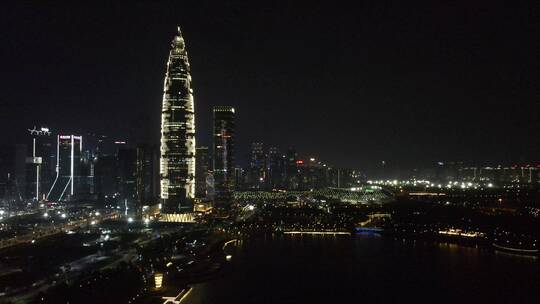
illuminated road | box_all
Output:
[0,211,119,249]
[283,231,351,235]
[162,288,192,304]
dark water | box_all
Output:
[184,235,540,303]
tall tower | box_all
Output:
[159,27,196,213]
[46,135,82,201]
[26,126,53,202]
[213,106,235,209]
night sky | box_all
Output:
[1,1,538,170]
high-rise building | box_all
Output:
[195,146,210,198]
[234,167,246,190]
[14,144,27,201]
[249,142,266,189]
[46,135,82,201]
[94,152,117,204]
[267,147,284,189]
[78,148,97,199]
[205,172,215,200]
[159,27,196,213]
[0,145,16,202]
[213,106,235,208]
[136,144,159,210]
[92,140,139,206]
[296,157,327,190]
[117,147,137,206]
[24,126,54,202]
[285,148,298,190]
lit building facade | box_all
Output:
[213,106,235,208]
[46,135,82,201]
[159,27,196,213]
[25,126,54,201]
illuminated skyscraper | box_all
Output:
[159,27,196,213]
[46,135,82,201]
[213,106,235,208]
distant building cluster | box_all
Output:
[0,128,160,215]
[195,142,363,198]
[236,144,361,191]
[378,161,540,187]
[437,163,540,185]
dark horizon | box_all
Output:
[1,1,538,170]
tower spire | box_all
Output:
[172,26,185,50]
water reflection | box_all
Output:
[180,235,540,304]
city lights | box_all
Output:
[154,273,163,289]
[438,229,485,238]
[0,6,538,304]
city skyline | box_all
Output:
[1,1,538,170]
[1,3,539,303]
